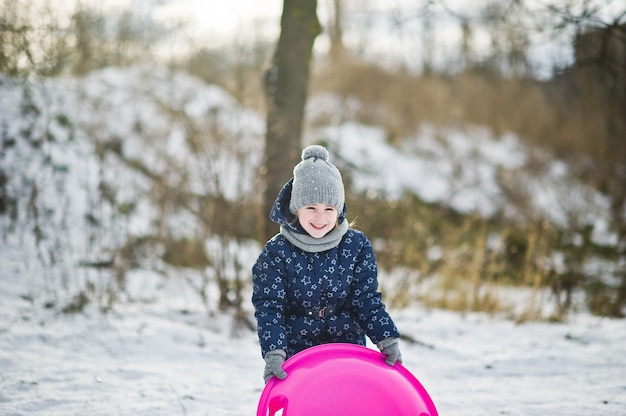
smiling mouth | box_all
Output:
[310,223,327,230]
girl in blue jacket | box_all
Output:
[252,145,402,383]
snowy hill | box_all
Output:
[1,67,625,415]
[1,65,622,313]
[305,93,615,237]
[1,66,264,307]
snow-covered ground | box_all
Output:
[2,251,625,416]
[1,67,624,415]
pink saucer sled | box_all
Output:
[256,343,438,416]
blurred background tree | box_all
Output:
[0,0,171,77]
[261,0,321,241]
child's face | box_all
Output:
[296,204,339,238]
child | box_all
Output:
[252,145,402,383]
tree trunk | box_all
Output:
[329,0,345,66]
[261,0,320,242]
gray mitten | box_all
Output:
[263,349,288,383]
[377,337,402,366]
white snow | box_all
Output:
[1,67,625,415]
[2,260,625,415]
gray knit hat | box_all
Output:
[289,145,345,214]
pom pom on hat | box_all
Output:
[289,145,345,214]
[302,145,329,161]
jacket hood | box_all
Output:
[270,178,347,234]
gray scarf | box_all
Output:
[280,220,349,253]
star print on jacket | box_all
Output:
[252,228,400,358]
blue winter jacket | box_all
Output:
[252,179,400,358]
